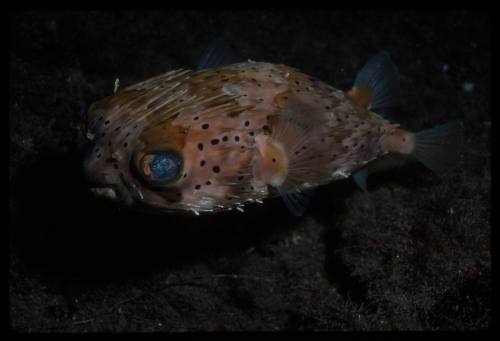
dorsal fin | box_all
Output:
[197,38,237,70]
[348,51,400,111]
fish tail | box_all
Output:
[412,121,463,176]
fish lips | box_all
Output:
[83,157,135,206]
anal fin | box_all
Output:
[352,169,369,192]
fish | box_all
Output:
[83,40,462,216]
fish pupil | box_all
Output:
[150,152,180,181]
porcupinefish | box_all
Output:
[83,41,462,216]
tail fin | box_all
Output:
[412,121,463,176]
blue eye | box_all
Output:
[147,151,182,183]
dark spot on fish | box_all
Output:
[193,116,199,121]
[240,145,245,149]
[251,78,257,82]
[284,96,289,100]
[320,138,325,143]
[94,148,100,153]
[325,106,331,110]
[257,83,262,87]
[114,126,121,131]
[244,120,250,127]
[295,151,299,155]
[211,139,220,145]
[262,125,270,133]
[250,186,254,190]
[104,120,110,125]
[98,116,104,121]
[126,132,131,137]
[257,98,264,102]
[133,124,138,129]
[238,176,244,181]
[202,123,210,129]
[302,145,307,150]
[212,166,220,173]
[296,89,301,92]
[222,135,228,142]
[360,144,365,148]
[206,181,211,185]
[183,173,187,178]
[97,153,102,159]
[272,158,276,163]
[195,184,201,190]
[249,131,254,136]
[243,94,248,97]
[234,136,240,142]
[113,163,119,169]
[200,160,206,167]
[295,81,300,85]
[123,142,128,148]
[402,138,406,142]
[268,74,272,77]
[198,143,204,151]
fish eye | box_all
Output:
[140,151,183,186]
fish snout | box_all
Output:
[83,151,124,203]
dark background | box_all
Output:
[9,10,491,331]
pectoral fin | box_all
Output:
[278,186,314,217]
[197,38,237,70]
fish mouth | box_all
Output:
[89,186,118,200]
[87,178,135,206]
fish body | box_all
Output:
[84,51,461,216]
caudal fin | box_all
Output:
[412,121,463,176]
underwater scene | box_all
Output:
[9,11,490,331]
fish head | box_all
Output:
[83,68,264,214]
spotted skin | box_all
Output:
[84,61,399,214]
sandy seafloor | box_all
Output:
[9,11,491,331]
